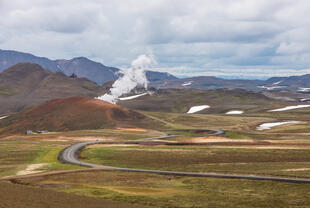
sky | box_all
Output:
[1,0,310,79]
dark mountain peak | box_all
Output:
[265,77,287,83]
[58,56,104,66]
[145,70,178,82]
[55,57,119,85]
[71,56,93,62]
[69,57,110,68]
[1,49,178,85]
[0,49,62,73]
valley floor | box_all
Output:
[2,110,310,207]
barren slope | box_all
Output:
[0,97,165,135]
[0,63,106,114]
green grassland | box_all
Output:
[17,170,310,208]
[3,105,310,207]
[119,88,288,114]
[0,129,166,178]
[42,128,165,140]
[142,111,274,131]
[142,110,310,141]
[0,88,15,95]
[0,138,83,178]
[0,180,146,208]
[81,145,310,178]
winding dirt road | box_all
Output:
[59,129,310,183]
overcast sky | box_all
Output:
[1,0,310,79]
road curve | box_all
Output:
[59,130,310,184]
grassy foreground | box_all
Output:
[81,145,310,178]
[0,138,84,178]
[18,170,310,208]
[2,108,310,208]
[0,181,146,208]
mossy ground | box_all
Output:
[3,108,310,207]
[19,171,310,208]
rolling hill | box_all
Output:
[0,63,106,114]
[149,76,264,91]
[0,62,302,115]
[150,74,310,91]
[118,88,289,114]
[265,74,310,88]
[0,97,165,135]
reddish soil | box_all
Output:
[0,97,161,135]
[183,136,254,143]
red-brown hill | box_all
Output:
[0,97,164,135]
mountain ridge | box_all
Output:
[150,74,310,91]
[2,49,310,91]
[0,49,62,73]
[0,49,177,85]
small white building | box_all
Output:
[26,130,33,135]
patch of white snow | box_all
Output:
[257,121,300,131]
[119,93,148,101]
[226,110,244,115]
[269,105,310,112]
[182,81,193,86]
[300,98,310,102]
[298,88,310,92]
[257,86,285,90]
[187,105,210,114]
[273,81,283,85]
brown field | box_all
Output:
[14,170,310,208]
[0,181,146,208]
[2,107,310,208]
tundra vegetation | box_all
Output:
[2,107,310,208]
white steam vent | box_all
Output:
[97,54,156,104]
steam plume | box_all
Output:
[97,54,156,104]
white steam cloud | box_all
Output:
[97,54,156,104]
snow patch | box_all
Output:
[187,105,210,114]
[269,105,310,112]
[298,88,310,92]
[273,81,283,85]
[182,81,193,86]
[0,116,8,120]
[257,121,301,131]
[257,86,285,90]
[119,92,148,101]
[300,98,310,102]
[226,110,244,115]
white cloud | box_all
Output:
[1,0,310,78]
